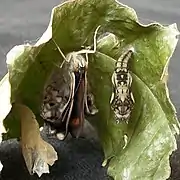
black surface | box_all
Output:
[0,0,180,179]
[0,132,110,180]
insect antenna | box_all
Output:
[52,38,68,68]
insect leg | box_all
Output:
[55,72,76,140]
[75,25,101,56]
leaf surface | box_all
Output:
[0,0,179,179]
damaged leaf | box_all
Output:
[16,104,57,177]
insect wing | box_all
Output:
[58,72,75,139]
[69,69,86,138]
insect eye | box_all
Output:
[49,102,55,107]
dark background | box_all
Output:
[0,0,179,179]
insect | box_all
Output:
[41,26,100,139]
[110,46,135,123]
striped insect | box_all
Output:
[41,26,100,139]
[110,46,135,123]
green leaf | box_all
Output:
[88,26,180,179]
[0,0,179,179]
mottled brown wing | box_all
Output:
[43,72,75,139]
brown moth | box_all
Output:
[110,46,135,123]
[41,26,100,139]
